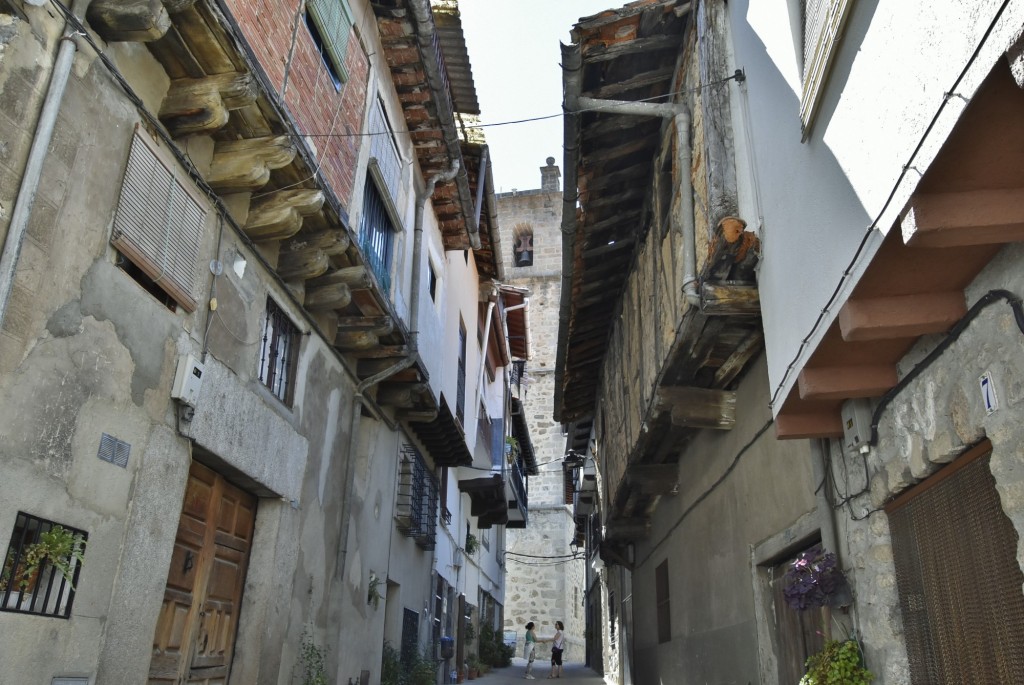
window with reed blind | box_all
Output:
[305,0,354,89]
[799,0,853,139]
[368,95,403,205]
[111,129,207,312]
[886,441,1024,684]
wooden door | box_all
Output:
[150,461,256,685]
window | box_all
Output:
[481,526,490,551]
[359,177,397,295]
[368,95,402,203]
[608,590,617,650]
[456,320,467,425]
[655,560,671,643]
[258,298,300,404]
[799,0,853,139]
[440,468,451,526]
[401,608,420,666]
[428,262,438,302]
[887,442,1024,684]
[1,512,87,618]
[304,0,354,90]
[512,223,533,267]
[112,129,207,312]
[396,443,438,550]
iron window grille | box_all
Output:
[396,444,438,550]
[1,512,87,619]
[258,297,300,404]
[359,177,396,295]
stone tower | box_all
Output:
[498,159,585,663]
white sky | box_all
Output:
[459,0,614,193]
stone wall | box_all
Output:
[497,163,585,663]
[834,242,1024,684]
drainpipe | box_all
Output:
[411,160,461,351]
[674,111,699,306]
[472,291,497,440]
[407,0,479,250]
[336,158,461,605]
[0,0,93,328]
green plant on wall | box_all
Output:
[800,639,873,685]
[299,628,328,685]
[465,532,479,556]
[367,572,383,609]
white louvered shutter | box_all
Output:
[307,0,354,82]
[111,130,206,311]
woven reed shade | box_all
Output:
[887,442,1024,684]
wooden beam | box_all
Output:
[308,266,373,292]
[348,345,410,359]
[901,189,1024,247]
[335,331,379,350]
[713,331,763,388]
[775,412,843,440]
[338,316,394,335]
[657,386,736,430]
[582,34,682,63]
[208,136,296,192]
[625,464,679,495]
[700,282,760,316]
[283,230,350,256]
[244,189,325,242]
[277,248,328,281]
[603,517,651,542]
[87,0,171,42]
[839,292,966,342]
[160,73,257,136]
[376,382,429,408]
[798,365,897,401]
[303,281,352,311]
[585,65,676,99]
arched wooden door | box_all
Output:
[149,461,257,684]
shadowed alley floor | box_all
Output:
[462,658,606,684]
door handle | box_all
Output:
[183,550,194,574]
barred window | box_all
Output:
[258,298,300,405]
[1,512,87,619]
[396,444,438,550]
[359,178,397,295]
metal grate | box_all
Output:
[359,177,395,295]
[258,298,299,404]
[395,444,437,550]
[1,512,87,619]
[888,444,1024,684]
[112,130,205,312]
[97,433,130,468]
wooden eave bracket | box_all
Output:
[625,464,679,495]
[87,0,174,42]
[209,136,297,192]
[839,292,966,342]
[798,365,897,401]
[160,73,258,137]
[244,189,325,242]
[901,189,1024,248]
[775,411,844,440]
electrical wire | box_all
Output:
[767,0,1014,412]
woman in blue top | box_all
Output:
[523,622,538,679]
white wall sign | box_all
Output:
[979,371,999,415]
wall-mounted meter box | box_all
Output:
[841,398,872,451]
[171,354,205,407]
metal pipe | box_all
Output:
[411,159,461,351]
[674,111,699,305]
[0,0,92,328]
[576,96,683,119]
[407,0,479,249]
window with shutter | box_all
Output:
[306,0,354,89]
[369,96,403,204]
[111,129,207,312]
[799,0,853,139]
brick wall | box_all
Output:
[223,0,368,211]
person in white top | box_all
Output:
[547,621,565,679]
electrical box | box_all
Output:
[841,398,872,451]
[171,354,205,407]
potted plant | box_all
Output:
[783,546,849,611]
[367,572,383,609]
[10,525,86,592]
[800,639,873,685]
[467,653,480,680]
[465,532,479,556]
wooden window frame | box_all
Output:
[799,0,854,140]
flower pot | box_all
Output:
[467,669,477,680]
